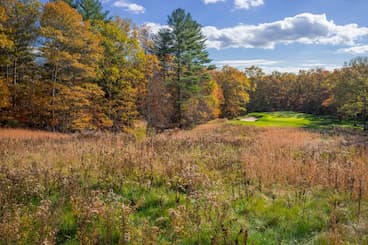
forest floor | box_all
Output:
[1,116,368,244]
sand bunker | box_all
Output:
[241,117,258,122]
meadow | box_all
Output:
[0,117,368,244]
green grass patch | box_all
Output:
[231,111,360,129]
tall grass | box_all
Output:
[0,123,367,244]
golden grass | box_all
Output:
[242,127,368,197]
[0,123,367,244]
[0,128,70,139]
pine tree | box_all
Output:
[155,8,211,127]
[77,0,110,21]
[60,0,110,22]
[154,28,173,81]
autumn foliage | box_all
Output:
[0,0,367,132]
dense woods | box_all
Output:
[246,58,368,130]
[0,0,367,131]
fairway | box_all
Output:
[232,111,358,129]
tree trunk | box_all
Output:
[363,95,368,131]
[51,65,58,132]
[177,52,182,128]
[12,57,17,110]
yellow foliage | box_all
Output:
[214,66,251,118]
[0,79,10,108]
[41,1,102,81]
[0,6,12,48]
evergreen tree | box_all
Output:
[155,8,211,127]
[60,0,110,22]
[154,28,173,80]
[77,0,110,22]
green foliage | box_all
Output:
[94,19,145,130]
[60,0,110,21]
[154,8,213,128]
[333,57,368,130]
[77,0,110,21]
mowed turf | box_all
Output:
[232,111,359,129]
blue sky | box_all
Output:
[102,0,368,73]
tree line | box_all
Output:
[246,58,368,130]
[0,0,367,131]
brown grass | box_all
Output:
[242,127,368,197]
[0,128,70,139]
[0,123,367,244]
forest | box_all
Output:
[1,0,368,244]
[0,0,367,132]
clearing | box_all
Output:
[233,111,360,129]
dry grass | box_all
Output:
[0,128,69,140]
[242,128,368,197]
[0,123,367,244]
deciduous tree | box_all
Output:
[94,19,145,130]
[40,1,103,130]
[214,66,251,118]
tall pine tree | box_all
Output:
[77,0,109,22]
[155,8,211,128]
[61,0,110,22]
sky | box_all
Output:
[102,0,368,73]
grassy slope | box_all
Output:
[231,111,360,129]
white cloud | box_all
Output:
[212,59,340,73]
[261,64,339,74]
[202,13,368,49]
[142,22,169,34]
[113,0,145,14]
[234,0,263,9]
[143,13,368,52]
[213,59,279,66]
[338,45,368,54]
[204,0,225,4]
